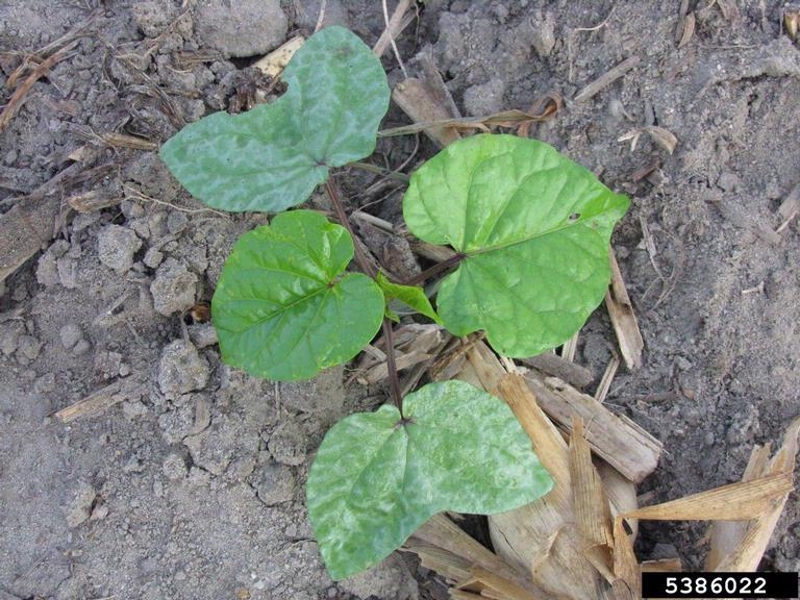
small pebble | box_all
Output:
[59,323,83,350]
[34,373,56,394]
[18,335,42,360]
[162,453,187,480]
[72,339,92,356]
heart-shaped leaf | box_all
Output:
[212,210,384,380]
[403,134,630,357]
[160,26,390,212]
[307,379,553,580]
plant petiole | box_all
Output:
[324,178,404,415]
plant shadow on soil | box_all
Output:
[1,1,799,599]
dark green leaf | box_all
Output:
[160,27,390,212]
[403,134,630,357]
[212,210,384,380]
[307,380,553,580]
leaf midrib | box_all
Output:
[463,217,598,257]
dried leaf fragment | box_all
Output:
[678,11,696,48]
[618,126,678,154]
[785,5,800,40]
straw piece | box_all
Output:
[574,56,640,103]
[54,382,123,423]
[252,36,304,79]
[456,566,542,600]
[409,514,532,590]
[620,471,793,522]
[392,78,462,148]
[525,372,662,483]
[519,352,594,389]
[605,248,644,370]
[570,418,614,550]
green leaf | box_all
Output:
[211,210,384,380]
[307,380,553,580]
[403,134,630,357]
[375,271,442,324]
[160,26,390,212]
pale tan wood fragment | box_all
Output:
[621,471,793,522]
[705,443,771,570]
[675,0,691,42]
[712,416,800,571]
[357,350,432,384]
[574,56,640,103]
[520,352,594,389]
[67,190,122,213]
[678,12,696,48]
[612,517,641,599]
[778,182,800,219]
[392,79,462,148]
[641,558,682,572]
[570,418,613,550]
[525,372,662,483]
[594,355,619,404]
[605,249,644,370]
[0,195,62,283]
[54,382,123,423]
[456,566,541,600]
[776,182,799,233]
[402,541,472,582]
[373,0,414,58]
[408,514,533,590]
[252,35,304,79]
[561,331,579,362]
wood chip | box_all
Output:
[456,566,541,600]
[252,35,304,79]
[570,418,614,550]
[621,471,793,522]
[678,11,696,48]
[618,126,678,154]
[373,0,415,58]
[408,514,532,590]
[392,77,462,148]
[573,56,640,103]
[594,355,620,404]
[525,371,662,483]
[561,331,579,362]
[717,0,740,21]
[0,41,79,134]
[605,248,644,371]
[54,382,123,423]
[675,0,692,43]
[67,190,123,213]
[519,352,594,389]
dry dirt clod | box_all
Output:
[157,339,209,398]
[195,0,288,58]
[65,481,97,528]
[97,224,143,274]
[250,459,296,506]
[150,257,198,316]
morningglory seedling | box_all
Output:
[160,25,628,581]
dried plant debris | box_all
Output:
[618,126,679,155]
[786,5,800,40]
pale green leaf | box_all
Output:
[403,134,630,357]
[160,26,390,212]
[307,379,553,580]
[376,271,442,324]
[212,210,384,380]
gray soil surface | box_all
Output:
[1,1,799,599]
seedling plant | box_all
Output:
[161,27,629,580]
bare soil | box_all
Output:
[1,1,798,599]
